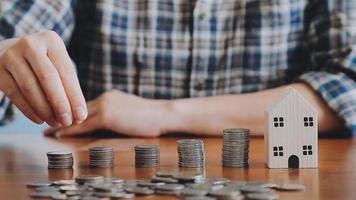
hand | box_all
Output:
[44,90,168,137]
[0,31,87,127]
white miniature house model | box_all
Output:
[265,88,318,168]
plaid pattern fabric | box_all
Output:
[0,0,355,136]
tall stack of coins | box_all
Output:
[177,139,205,168]
[222,128,250,168]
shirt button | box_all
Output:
[194,82,205,91]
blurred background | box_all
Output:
[0,110,47,134]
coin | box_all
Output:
[155,183,185,191]
[75,175,104,185]
[274,183,306,191]
[240,185,271,193]
[125,186,155,195]
[179,188,208,197]
[209,188,243,199]
[26,181,52,188]
[246,192,280,200]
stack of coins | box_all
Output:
[222,128,250,168]
[177,139,205,168]
[47,151,73,169]
[88,146,114,168]
[134,144,160,168]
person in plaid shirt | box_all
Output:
[0,0,355,137]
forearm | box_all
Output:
[162,83,343,136]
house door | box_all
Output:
[288,155,299,168]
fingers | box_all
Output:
[0,69,43,124]
[23,46,73,127]
[47,33,87,124]
[2,52,59,126]
[44,100,98,136]
[0,31,87,127]
[44,115,98,137]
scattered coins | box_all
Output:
[134,144,160,168]
[47,151,73,169]
[177,139,205,168]
[27,171,306,199]
[222,128,250,168]
[88,146,114,168]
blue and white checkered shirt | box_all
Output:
[0,0,355,136]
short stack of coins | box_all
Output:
[47,151,73,169]
[88,146,114,168]
[135,144,160,168]
[222,128,250,168]
[177,139,205,168]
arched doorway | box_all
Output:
[288,155,299,168]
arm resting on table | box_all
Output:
[162,83,345,136]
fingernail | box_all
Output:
[75,106,87,122]
[61,113,72,127]
[34,118,44,124]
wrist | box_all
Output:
[157,99,185,135]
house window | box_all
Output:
[304,117,314,127]
[273,146,284,156]
[273,117,284,127]
[302,145,313,155]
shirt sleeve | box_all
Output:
[0,96,15,126]
[298,0,356,137]
[0,0,76,125]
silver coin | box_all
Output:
[75,175,104,184]
[30,191,58,198]
[155,171,176,177]
[179,188,208,197]
[51,193,67,200]
[240,185,271,193]
[151,176,179,183]
[124,186,154,195]
[155,183,185,191]
[246,192,280,200]
[274,183,306,191]
[155,189,181,195]
[26,181,52,187]
[209,188,242,198]
[137,180,165,188]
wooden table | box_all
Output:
[0,133,355,200]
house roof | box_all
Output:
[267,87,318,114]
